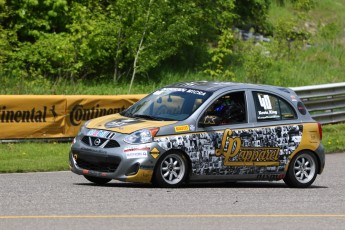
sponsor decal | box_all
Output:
[70,104,126,126]
[202,115,219,125]
[150,148,160,159]
[86,129,117,139]
[124,146,150,159]
[258,110,278,115]
[257,111,280,120]
[105,119,142,128]
[290,95,297,101]
[125,151,148,159]
[258,94,272,110]
[162,88,187,92]
[189,125,195,131]
[256,94,280,120]
[174,125,190,132]
[80,147,107,154]
[156,125,302,176]
[161,88,207,96]
[124,146,151,152]
[216,129,280,166]
[257,174,285,180]
[186,89,207,96]
[0,105,57,123]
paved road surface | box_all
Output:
[0,153,344,230]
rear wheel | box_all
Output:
[284,151,318,188]
[84,175,112,185]
[153,152,188,188]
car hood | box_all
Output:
[86,113,177,134]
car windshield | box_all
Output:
[121,87,212,121]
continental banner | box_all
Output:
[0,95,146,139]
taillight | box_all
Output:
[318,122,322,140]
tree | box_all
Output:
[1,0,283,90]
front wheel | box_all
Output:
[84,175,112,185]
[284,151,318,188]
[153,152,188,188]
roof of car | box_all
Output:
[165,81,294,94]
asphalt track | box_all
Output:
[0,153,344,230]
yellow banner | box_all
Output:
[0,95,146,139]
[64,95,145,137]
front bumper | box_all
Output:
[69,134,161,183]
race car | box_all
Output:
[69,81,325,188]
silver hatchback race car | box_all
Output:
[69,81,325,188]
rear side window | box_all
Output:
[253,92,297,122]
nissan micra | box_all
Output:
[69,81,325,188]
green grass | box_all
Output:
[322,123,345,153]
[0,142,70,173]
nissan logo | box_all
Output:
[94,138,102,146]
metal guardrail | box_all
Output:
[290,82,345,125]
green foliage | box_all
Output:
[9,0,69,40]
[234,0,271,33]
[319,22,341,40]
[203,29,236,80]
[67,2,119,79]
[0,27,13,66]
[272,17,311,61]
[239,40,273,84]
[292,0,316,11]
[1,0,345,91]
[2,0,240,86]
[275,0,316,10]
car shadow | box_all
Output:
[74,181,327,189]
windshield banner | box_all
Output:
[0,95,146,139]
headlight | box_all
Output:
[78,120,91,135]
[82,120,91,128]
[124,128,159,144]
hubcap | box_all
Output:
[293,153,316,184]
[160,154,185,185]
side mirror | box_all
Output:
[199,115,221,126]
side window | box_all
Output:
[200,91,246,126]
[253,92,297,122]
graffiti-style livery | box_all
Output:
[70,81,325,188]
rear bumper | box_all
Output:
[315,144,326,174]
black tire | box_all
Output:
[153,152,189,188]
[84,175,112,185]
[284,151,318,188]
